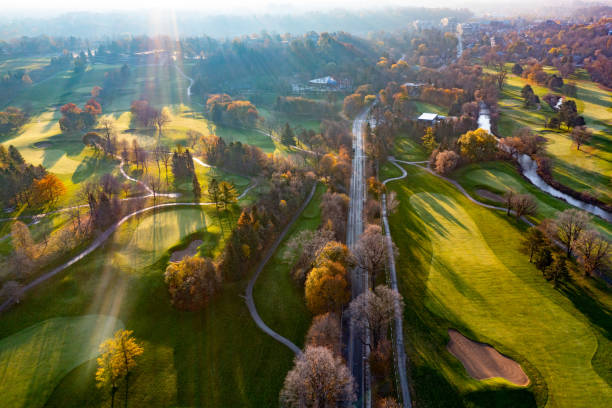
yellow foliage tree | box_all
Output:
[305,261,350,315]
[96,329,144,408]
[457,128,497,162]
[32,173,66,206]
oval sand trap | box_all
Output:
[33,141,53,149]
[170,239,203,262]
[447,329,530,386]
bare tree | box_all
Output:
[575,230,610,276]
[284,229,334,284]
[100,118,116,154]
[386,191,399,215]
[280,346,356,408]
[495,63,508,89]
[511,194,538,218]
[349,285,404,351]
[571,126,592,151]
[145,174,161,201]
[186,129,202,149]
[352,224,393,286]
[503,190,516,216]
[155,108,171,137]
[555,209,591,256]
[0,281,23,305]
[305,312,341,356]
[320,192,350,242]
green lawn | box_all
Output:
[384,162,612,408]
[452,161,611,239]
[253,183,326,348]
[414,101,448,117]
[393,135,429,162]
[0,56,52,76]
[0,199,292,407]
[0,315,123,408]
[486,65,612,204]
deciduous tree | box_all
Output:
[96,329,144,408]
[305,261,350,315]
[349,285,403,350]
[32,173,66,206]
[352,224,392,286]
[575,230,610,276]
[164,255,220,310]
[570,126,592,150]
[554,209,590,256]
[305,312,341,356]
[280,346,356,408]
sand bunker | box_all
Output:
[33,141,53,149]
[169,240,203,262]
[476,189,503,203]
[447,329,529,386]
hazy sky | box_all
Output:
[2,0,503,13]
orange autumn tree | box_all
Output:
[32,173,66,206]
[305,241,352,315]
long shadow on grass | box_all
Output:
[558,280,612,385]
[72,155,116,184]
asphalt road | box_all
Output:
[346,108,370,407]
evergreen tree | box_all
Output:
[281,122,295,146]
[192,175,201,200]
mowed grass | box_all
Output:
[253,183,326,348]
[0,315,123,408]
[414,100,449,117]
[487,65,612,204]
[542,130,611,204]
[452,161,612,239]
[393,135,429,161]
[384,163,612,408]
[0,191,304,407]
[0,56,52,75]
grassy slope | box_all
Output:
[384,162,612,408]
[452,161,611,240]
[0,56,51,74]
[1,62,271,213]
[0,315,123,408]
[0,197,300,407]
[488,66,611,204]
[253,183,326,348]
[414,101,448,117]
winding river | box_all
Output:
[478,104,611,222]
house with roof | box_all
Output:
[418,112,445,125]
[309,76,337,87]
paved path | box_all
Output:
[380,157,540,407]
[381,158,412,408]
[173,63,194,97]
[244,183,317,356]
[0,174,257,312]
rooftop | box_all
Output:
[418,112,439,121]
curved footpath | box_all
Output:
[380,156,541,408]
[245,183,318,356]
[0,173,258,313]
[381,159,413,408]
